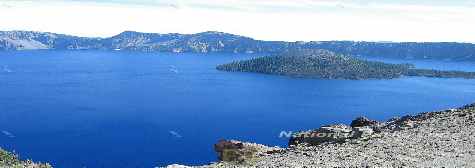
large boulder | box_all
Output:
[350,117,379,127]
[352,126,375,139]
[214,140,247,162]
[384,115,419,130]
[214,140,281,163]
[289,124,354,146]
[289,117,383,146]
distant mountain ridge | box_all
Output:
[0,30,287,53]
[1,31,475,61]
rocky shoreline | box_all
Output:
[3,103,474,168]
[168,103,475,168]
[0,148,51,168]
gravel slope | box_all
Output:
[185,103,475,168]
[0,148,51,168]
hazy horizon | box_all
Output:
[2,29,475,44]
[0,0,474,42]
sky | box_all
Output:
[0,0,474,42]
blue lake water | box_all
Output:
[1,51,475,167]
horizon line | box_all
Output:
[1,29,474,44]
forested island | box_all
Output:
[217,49,475,80]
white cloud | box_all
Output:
[0,0,474,42]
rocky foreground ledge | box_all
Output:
[0,149,51,168]
[168,103,475,168]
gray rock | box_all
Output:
[399,120,416,129]
[194,103,475,168]
[350,117,379,127]
[351,126,374,139]
[214,140,246,162]
[289,124,353,146]
[213,140,281,163]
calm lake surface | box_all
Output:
[1,51,475,167]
